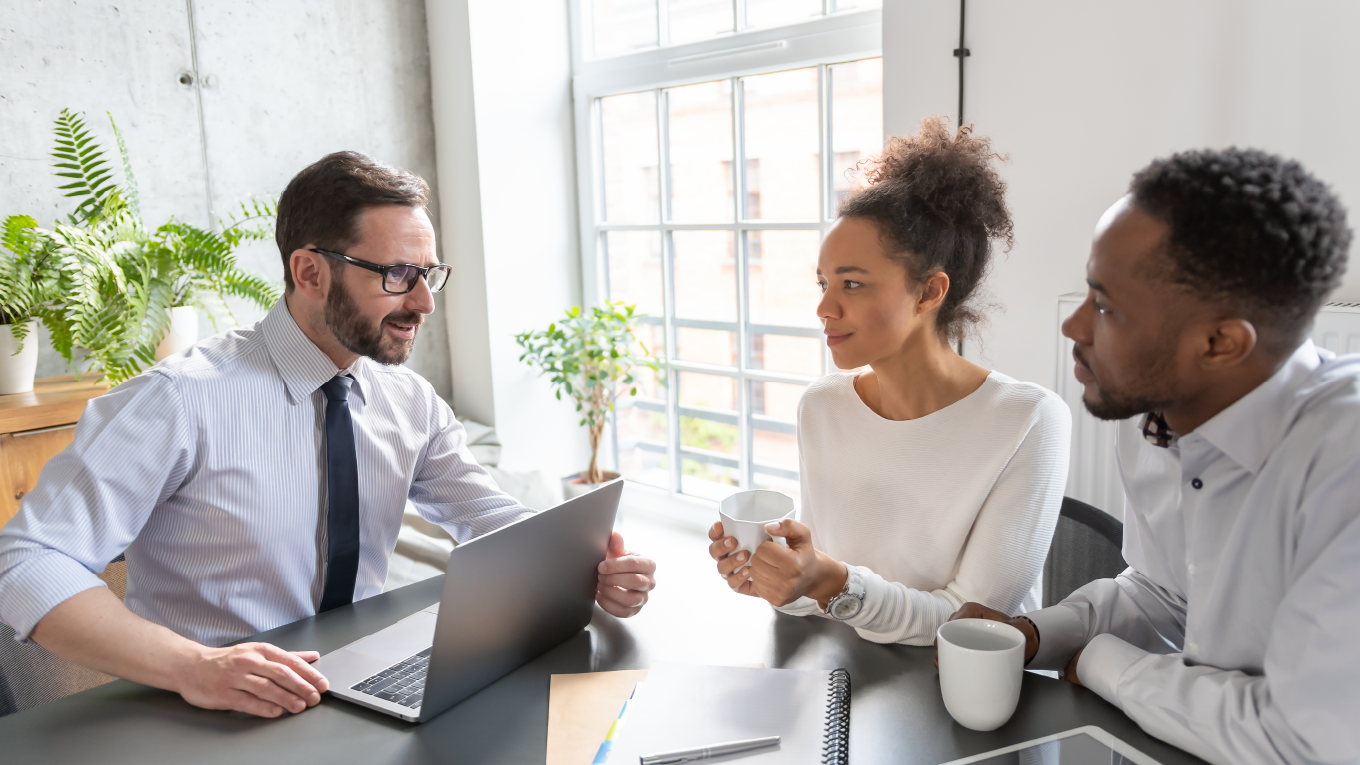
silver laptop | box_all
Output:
[313,479,623,722]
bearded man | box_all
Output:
[945,147,1360,765]
[0,152,656,719]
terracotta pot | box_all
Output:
[0,321,39,395]
[561,470,621,500]
[155,306,199,361]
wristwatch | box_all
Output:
[825,566,865,621]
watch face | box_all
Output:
[830,595,861,620]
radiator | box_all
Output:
[1055,296,1360,520]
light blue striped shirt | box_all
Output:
[0,300,532,647]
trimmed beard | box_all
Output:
[323,271,422,366]
[1075,345,1177,421]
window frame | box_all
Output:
[570,4,882,521]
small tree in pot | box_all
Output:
[515,302,662,489]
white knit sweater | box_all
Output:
[777,371,1071,645]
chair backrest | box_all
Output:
[0,556,126,717]
[1042,498,1127,608]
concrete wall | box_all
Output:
[883,0,1360,390]
[0,0,452,399]
[425,0,592,478]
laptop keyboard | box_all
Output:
[350,647,432,710]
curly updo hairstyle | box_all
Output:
[1129,147,1350,352]
[838,115,1013,343]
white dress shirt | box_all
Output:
[0,300,532,647]
[777,372,1070,644]
[1026,340,1360,765]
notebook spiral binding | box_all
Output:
[821,668,851,765]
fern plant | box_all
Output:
[0,109,282,384]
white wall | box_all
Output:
[426,0,591,477]
[0,0,452,397]
[884,0,1360,390]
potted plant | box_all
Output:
[0,216,59,394]
[516,302,662,498]
[1,109,280,386]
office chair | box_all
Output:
[0,555,127,717]
[1042,497,1127,608]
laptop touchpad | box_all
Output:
[344,610,439,661]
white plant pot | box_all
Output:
[155,306,200,362]
[562,470,621,500]
[0,321,39,395]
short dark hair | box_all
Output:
[838,115,1014,343]
[275,151,430,290]
[1130,147,1350,350]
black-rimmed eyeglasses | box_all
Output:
[309,248,452,295]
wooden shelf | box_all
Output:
[0,375,109,434]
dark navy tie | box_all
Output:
[319,375,361,612]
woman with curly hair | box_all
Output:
[707,116,1071,645]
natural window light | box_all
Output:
[577,5,882,505]
[586,0,882,59]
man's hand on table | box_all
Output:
[176,642,329,717]
[596,531,656,618]
[933,602,1040,668]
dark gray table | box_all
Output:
[0,575,1205,764]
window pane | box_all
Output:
[592,0,658,58]
[669,0,733,44]
[679,372,740,498]
[616,406,669,488]
[628,325,667,397]
[833,0,881,10]
[830,58,883,210]
[605,231,664,317]
[677,327,736,366]
[666,80,734,222]
[743,0,819,30]
[752,429,799,500]
[752,379,804,421]
[601,91,660,223]
[742,68,819,220]
[679,371,737,413]
[752,333,822,376]
[672,230,736,321]
[746,229,821,328]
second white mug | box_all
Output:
[936,618,1026,731]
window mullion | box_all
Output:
[657,0,670,48]
[819,62,834,377]
[732,75,754,491]
[656,88,683,497]
[734,0,747,33]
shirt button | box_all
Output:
[1191,478,1203,490]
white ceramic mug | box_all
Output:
[717,490,795,575]
[936,618,1026,731]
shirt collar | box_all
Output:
[262,298,371,406]
[1190,339,1325,473]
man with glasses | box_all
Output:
[0,151,657,718]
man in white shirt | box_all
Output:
[0,152,657,719]
[946,148,1359,765]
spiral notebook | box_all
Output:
[600,664,851,765]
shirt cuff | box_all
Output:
[774,596,821,617]
[1024,603,1090,671]
[0,551,108,641]
[1075,633,1147,708]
